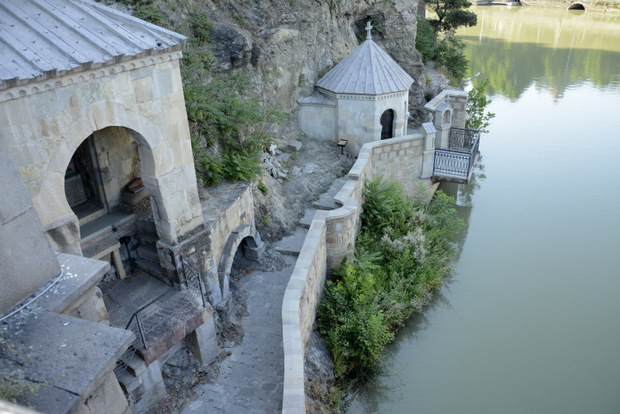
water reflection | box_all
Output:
[351,7,620,414]
[460,7,620,100]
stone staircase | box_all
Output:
[312,177,347,210]
[134,217,166,282]
[274,174,347,257]
[116,345,168,412]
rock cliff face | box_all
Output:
[199,0,427,130]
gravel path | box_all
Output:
[183,253,296,413]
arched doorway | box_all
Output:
[63,126,158,282]
[380,109,395,140]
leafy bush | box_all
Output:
[416,19,468,84]
[121,0,166,26]
[181,28,287,186]
[318,179,463,380]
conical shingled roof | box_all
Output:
[315,39,414,95]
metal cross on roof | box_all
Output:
[365,21,373,40]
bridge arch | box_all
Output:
[568,2,585,9]
[217,224,263,305]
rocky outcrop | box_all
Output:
[197,0,427,128]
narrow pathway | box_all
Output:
[183,253,296,414]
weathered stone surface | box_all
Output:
[0,142,61,317]
[36,253,110,317]
[192,0,426,130]
[5,311,133,413]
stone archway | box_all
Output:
[381,109,395,140]
[216,224,264,307]
[36,101,202,255]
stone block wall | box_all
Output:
[0,50,203,254]
[367,135,426,197]
[297,104,336,141]
[281,132,432,413]
[91,127,141,211]
[282,213,328,414]
[336,92,409,155]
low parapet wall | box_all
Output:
[281,133,429,413]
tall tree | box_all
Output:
[426,0,478,34]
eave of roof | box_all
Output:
[0,0,185,89]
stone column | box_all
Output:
[0,137,61,317]
[421,122,437,179]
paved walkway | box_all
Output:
[183,253,297,414]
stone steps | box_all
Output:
[134,258,166,281]
[312,177,347,210]
[273,228,308,257]
[299,209,316,229]
[137,232,158,247]
[136,217,157,234]
[137,245,159,263]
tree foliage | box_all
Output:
[416,19,469,85]
[125,4,287,187]
[466,78,495,133]
[426,0,478,34]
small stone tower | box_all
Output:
[298,22,415,155]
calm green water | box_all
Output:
[350,7,620,414]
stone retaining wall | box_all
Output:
[281,133,431,413]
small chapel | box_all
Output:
[298,23,415,155]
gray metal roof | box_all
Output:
[315,39,414,95]
[0,0,185,89]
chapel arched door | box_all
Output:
[380,109,395,140]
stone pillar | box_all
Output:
[185,308,219,365]
[0,138,61,317]
[450,93,468,128]
[421,122,437,179]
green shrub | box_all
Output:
[122,0,166,26]
[416,19,437,63]
[182,51,287,186]
[318,178,463,380]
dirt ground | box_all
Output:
[253,137,355,242]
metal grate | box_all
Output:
[114,256,207,380]
[448,127,480,151]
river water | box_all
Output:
[350,7,620,414]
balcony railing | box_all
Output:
[433,127,480,182]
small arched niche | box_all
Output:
[380,109,395,140]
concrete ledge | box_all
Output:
[4,311,134,413]
[37,253,110,315]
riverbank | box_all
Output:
[476,0,620,10]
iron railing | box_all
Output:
[448,127,480,151]
[434,149,471,179]
[114,256,207,379]
[433,127,480,180]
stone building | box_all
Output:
[297,23,415,155]
[0,1,262,412]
